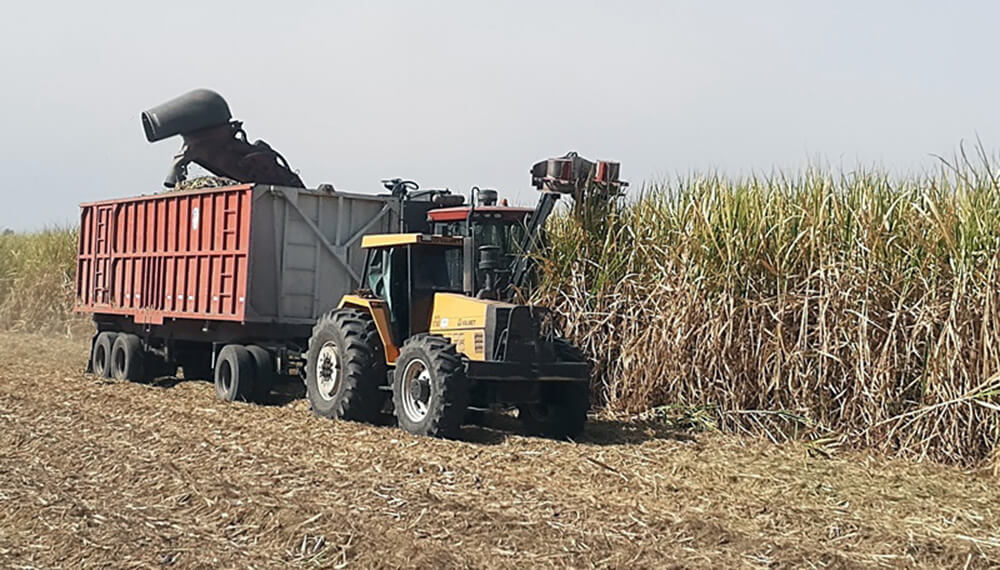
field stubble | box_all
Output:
[0,332,998,568]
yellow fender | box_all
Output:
[339,294,400,364]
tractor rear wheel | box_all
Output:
[304,309,388,422]
[110,334,147,382]
[518,339,590,440]
[92,332,118,378]
[392,334,468,439]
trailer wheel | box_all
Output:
[214,345,257,402]
[245,345,274,402]
[110,334,147,382]
[305,309,388,422]
[92,332,118,379]
[392,334,468,439]
[518,339,590,440]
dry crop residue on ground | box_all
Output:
[0,333,997,569]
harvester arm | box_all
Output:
[143,89,305,188]
[508,152,627,299]
[165,122,304,188]
[509,191,561,295]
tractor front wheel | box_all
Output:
[392,334,468,439]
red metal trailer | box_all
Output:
[78,185,254,325]
[76,183,425,399]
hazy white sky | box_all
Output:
[1,0,997,230]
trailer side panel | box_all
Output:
[245,187,399,324]
[76,185,254,325]
[76,185,402,334]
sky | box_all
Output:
[1,0,998,230]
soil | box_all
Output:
[0,333,997,569]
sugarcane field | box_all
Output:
[4,3,1000,569]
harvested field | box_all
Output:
[1,333,998,568]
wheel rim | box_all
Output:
[400,358,432,423]
[315,341,341,401]
[219,360,233,393]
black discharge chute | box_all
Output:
[142,89,304,189]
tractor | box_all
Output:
[302,232,591,439]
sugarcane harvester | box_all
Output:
[428,152,628,301]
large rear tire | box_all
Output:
[518,339,590,440]
[110,334,147,382]
[304,309,388,422]
[214,344,257,402]
[92,332,118,379]
[245,345,274,403]
[392,334,468,439]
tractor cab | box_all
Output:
[427,186,534,252]
[356,233,469,345]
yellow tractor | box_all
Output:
[303,232,590,439]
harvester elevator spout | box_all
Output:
[142,89,305,189]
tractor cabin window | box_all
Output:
[410,245,464,293]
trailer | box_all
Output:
[75,183,436,399]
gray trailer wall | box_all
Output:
[245,186,400,323]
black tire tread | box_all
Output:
[392,333,468,439]
[92,331,118,379]
[111,333,147,382]
[304,308,388,422]
[244,345,274,402]
[215,344,257,402]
